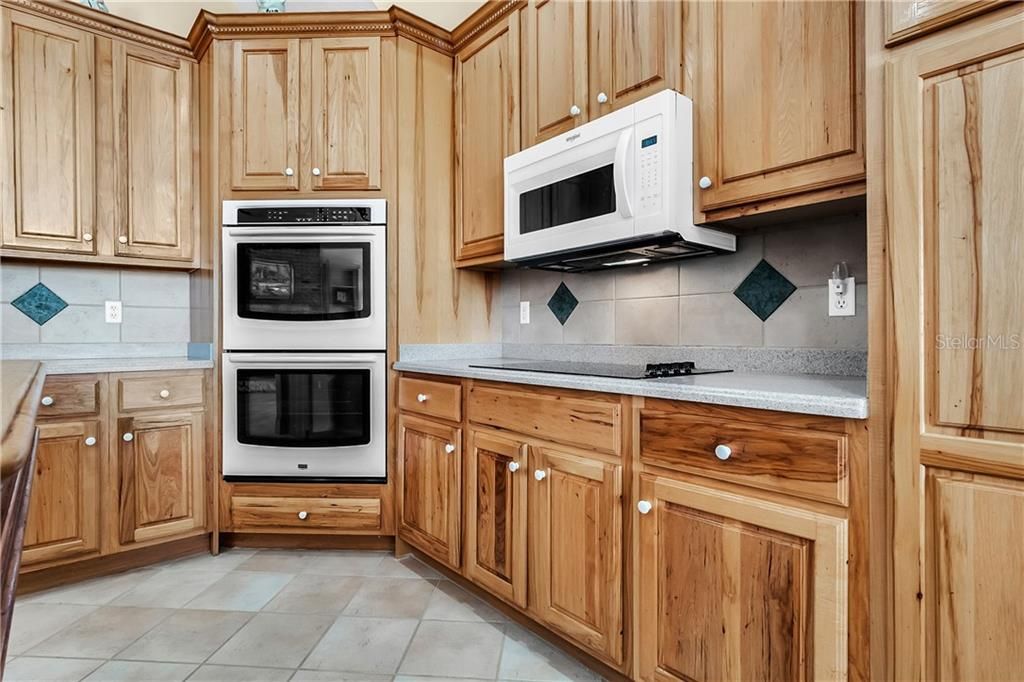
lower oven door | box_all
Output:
[222,352,386,481]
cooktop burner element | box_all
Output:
[468,360,732,379]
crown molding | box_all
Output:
[450,0,525,52]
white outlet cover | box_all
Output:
[104,300,123,324]
[828,278,855,317]
[520,301,530,324]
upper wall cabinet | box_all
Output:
[694,0,865,218]
[229,36,382,193]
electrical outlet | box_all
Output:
[520,301,530,324]
[828,278,855,317]
[104,300,123,324]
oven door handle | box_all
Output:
[225,354,377,365]
[226,228,379,238]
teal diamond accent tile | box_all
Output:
[547,282,578,326]
[11,283,68,325]
[733,260,796,321]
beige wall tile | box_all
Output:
[764,284,868,348]
[615,298,679,345]
[679,293,764,346]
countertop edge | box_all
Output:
[1,361,46,479]
[40,358,216,375]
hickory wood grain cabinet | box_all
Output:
[229,36,382,192]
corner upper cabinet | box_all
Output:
[454,13,520,267]
[1,9,97,255]
[694,0,865,219]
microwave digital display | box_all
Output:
[641,135,658,148]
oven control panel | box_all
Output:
[236,206,373,224]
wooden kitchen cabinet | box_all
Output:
[636,473,848,681]
[397,414,462,569]
[464,428,528,607]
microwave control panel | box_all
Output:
[638,132,662,213]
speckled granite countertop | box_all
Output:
[393,357,868,419]
[41,357,214,375]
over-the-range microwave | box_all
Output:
[503,90,735,272]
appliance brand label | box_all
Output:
[565,133,581,143]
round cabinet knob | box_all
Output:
[284,167,294,176]
[311,167,321,176]
[84,436,97,446]
[159,389,170,399]
[40,396,54,406]
[118,236,128,244]
[534,469,547,481]
[444,443,456,454]
[507,461,520,473]
[416,393,428,403]
[83,233,93,242]
[637,500,653,515]
[714,444,732,461]
[122,433,134,442]
[298,511,308,520]
[597,92,608,104]
[569,104,582,117]
[698,176,713,190]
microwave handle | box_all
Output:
[226,354,373,365]
[613,129,634,218]
[226,228,378,238]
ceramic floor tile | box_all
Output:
[188,664,294,681]
[499,625,604,681]
[115,609,252,663]
[374,555,444,580]
[399,620,505,679]
[262,574,363,615]
[28,606,173,659]
[422,581,506,623]
[184,571,293,611]
[25,569,157,606]
[6,603,99,655]
[82,660,196,681]
[3,656,103,682]
[236,551,312,574]
[342,577,436,618]
[301,616,417,675]
[163,549,257,573]
[300,550,387,576]
[208,612,333,669]
[291,672,393,681]
[112,570,227,608]
[394,677,494,682]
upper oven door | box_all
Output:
[504,107,637,262]
[223,227,385,351]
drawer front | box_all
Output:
[231,496,382,531]
[118,373,205,411]
[641,412,848,506]
[38,376,102,417]
[398,376,462,422]
[468,384,621,455]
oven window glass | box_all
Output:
[237,243,371,320]
[519,164,615,234]
[236,369,370,447]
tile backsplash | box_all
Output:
[1,262,191,346]
[502,214,868,349]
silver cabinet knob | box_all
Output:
[83,233,93,242]
[698,176,713,190]
[284,167,294,176]
[637,500,653,514]
[159,389,170,399]
[534,469,547,481]
[416,393,428,403]
[507,461,520,473]
[298,511,308,520]
[118,236,128,244]
[40,395,54,406]
[311,167,321,176]
[597,92,608,104]
[122,433,134,442]
[84,436,97,446]
[444,443,456,454]
[714,444,732,461]
[569,104,581,117]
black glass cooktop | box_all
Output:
[468,360,732,379]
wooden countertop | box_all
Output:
[1,361,46,479]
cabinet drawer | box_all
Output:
[398,376,462,421]
[117,373,205,411]
[468,383,621,456]
[231,496,382,531]
[640,411,848,506]
[38,376,102,417]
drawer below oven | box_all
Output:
[230,495,383,532]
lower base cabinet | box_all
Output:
[636,473,848,682]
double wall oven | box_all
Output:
[222,200,387,481]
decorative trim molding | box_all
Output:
[451,0,525,52]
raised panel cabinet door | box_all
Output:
[886,0,1005,45]
[1,10,96,254]
[21,420,101,566]
[694,0,865,214]
[230,39,300,190]
[636,474,848,682]
[112,43,195,262]
[117,411,204,546]
[397,414,462,569]
[529,446,623,664]
[464,428,527,607]
[454,14,520,265]
[521,0,589,146]
[588,0,682,115]
[307,37,381,191]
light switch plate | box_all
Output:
[105,300,123,324]
[520,301,530,324]
[828,278,855,317]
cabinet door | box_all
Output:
[529,446,622,664]
[886,0,1004,45]
[454,15,520,265]
[116,411,205,546]
[21,420,101,566]
[694,0,865,214]
[1,10,96,254]
[398,414,461,569]
[230,39,300,190]
[588,0,681,116]
[636,474,847,682]
[307,37,381,191]
[111,43,195,262]
[521,0,588,146]
[464,428,527,607]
